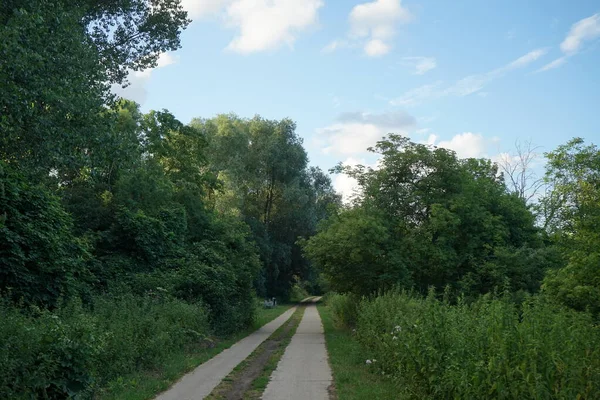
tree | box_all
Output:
[192,115,339,298]
[541,138,600,315]
[497,140,544,203]
[308,135,544,297]
[0,0,189,177]
[0,162,90,307]
[303,207,409,295]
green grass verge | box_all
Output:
[95,304,292,400]
[318,304,400,400]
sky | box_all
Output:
[114,0,600,199]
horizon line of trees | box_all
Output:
[304,133,600,316]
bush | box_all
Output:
[289,283,309,303]
[355,290,600,399]
[0,294,209,399]
[328,293,360,328]
[0,162,90,308]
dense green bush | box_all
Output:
[353,290,600,399]
[289,283,310,303]
[0,162,90,307]
[0,294,209,399]
[327,293,360,328]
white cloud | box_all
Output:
[539,13,600,72]
[364,39,390,56]
[326,0,411,57]
[536,56,567,72]
[420,132,497,159]
[390,48,547,106]
[333,157,383,203]
[390,82,442,106]
[322,40,346,53]
[401,56,437,75]
[419,133,438,146]
[181,0,323,53]
[181,0,229,19]
[332,157,366,203]
[505,48,548,69]
[318,122,392,155]
[561,13,600,54]
[224,0,323,53]
[436,132,488,158]
[157,52,178,68]
[315,110,415,156]
[111,52,178,104]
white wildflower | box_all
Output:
[365,359,372,364]
[392,336,398,340]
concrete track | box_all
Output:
[261,297,332,400]
[155,307,296,400]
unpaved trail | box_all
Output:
[261,297,333,400]
[155,307,296,400]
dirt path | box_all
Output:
[154,307,296,400]
[261,297,333,400]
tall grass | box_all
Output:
[326,292,360,328]
[0,294,210,399]
[353,290,600,399]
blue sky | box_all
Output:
[114,0,600,197]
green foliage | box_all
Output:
[353,290,600,399]
[0,0,109,177]
[193,115,341,299]
[288,283,310,303]
[326,293,360,328]
[0,294,209,399]
[303,208,409,296]
[318,304,400,400]
[0,162,90,307]
[1,0,188,178]
[306,135,545,298]
[0,0,336,396]
[540,138,600,315]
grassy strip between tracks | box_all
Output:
[205,305,306,400]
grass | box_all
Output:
[205,306,305,399]
[355,290,600,399]
[95,304,292,400]
[317,304,400,400]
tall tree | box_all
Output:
[192,115,339,298]
[0,0,189,178]
[541,138,600,315]
[306,135,545,297]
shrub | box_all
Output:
[328,293,360,328]
[0,162,90,308]
[356,290,600,399]
[0,294,210,399]
[289,283,309,303]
